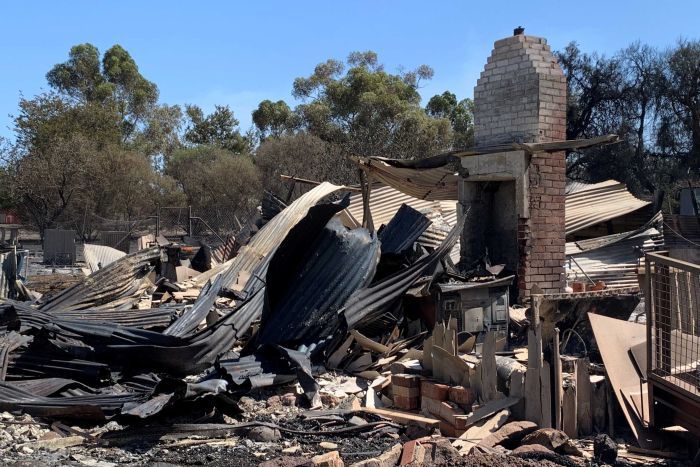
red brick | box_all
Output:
[392,373,421,388]
[393,385,420,398]
[448,386,476,408]
[438,401,465,425]
[394,394,420,410]
[420,381,449,401]
[439,419,465,438]
[421,395,442,414]
[311,450,343,467]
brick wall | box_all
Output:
[473,32,567,299]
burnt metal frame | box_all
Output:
[646,251,700,436]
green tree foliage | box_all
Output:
[426,91,475,149]
[255,133,354,198]
[289,51,452,159]
[183,104,250,153]
[558,40,700,198]
[252,100,299,139]
[46,43,160,142]
[251,51,464,191]
[6,44,185,237]
[168,146,261,221]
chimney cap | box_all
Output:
[514,26,525,36]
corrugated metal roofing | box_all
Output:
[357,158,459,201]
[220,182,346,291]
[565,180,652,235]
[343,184,460,263]
[38,246,160,311]
[355,166,648,238]
[566,227,662,288]
[378,204,432,255]
[355,135,619,202]
[344,185,458,228]
[82,244,127,275]
[246,217,380,354]
[568,211,663,253]
[342,216,464,330]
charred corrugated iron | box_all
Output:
[219,182,348,292]
[246,216,379,355]
[341,215,464,332]
[38,246,160,311]
[378,204,431,255]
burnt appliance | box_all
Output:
[435,275,514,344]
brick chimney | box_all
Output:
[461,30,567,300]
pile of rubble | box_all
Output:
[0,181,694,466]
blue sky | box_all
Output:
[1,1,699,140]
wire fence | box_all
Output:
[49,205,249,249]
[647,252,700,396]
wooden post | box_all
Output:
[591,376,607,432]
[540,361,552,428]
[481,331,497,402]
[605,376,615,437]
[359,169,374,232]
[433,323,445,381]
[525,294,543,424]
[553,329,563,430]
[576,358,593,436]
[562,385,577,437]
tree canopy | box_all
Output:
[559,39,700,199]
[4,38,700,238]
[250,51,467,188]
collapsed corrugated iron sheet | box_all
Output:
[10,377,98,397]
[565,180,652,236]
[378,205,431,255]
[9,352,112,386]
[356,158,459,201]
[566,227,662,288]
[210,235,238,265]
[568,211,663,253]
[354,135,619,203]
[38,246,160,311]
[82,244,127,275]
[0,299,178,331]
[219,182,346,292]
[0,331,29,381]
[4,201,351,378]
[163,274,223,337]
[344,184,457,228]
[342,184,460,262]
[246,217,380,354]
[0,381,150,420]
[341,214,464,330]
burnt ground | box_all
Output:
[0,382,693,466]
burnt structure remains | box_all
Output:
[461,29,567,300]
[0,28,698,465]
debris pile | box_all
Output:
[2,177,694,465]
